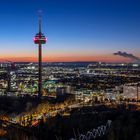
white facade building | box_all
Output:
[123,85,140,100]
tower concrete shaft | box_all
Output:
[38,42,42,98]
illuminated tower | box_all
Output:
[34,14,47,99]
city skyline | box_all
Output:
[0,0,140,62]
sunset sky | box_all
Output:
[0,0,140,62]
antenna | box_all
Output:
[38,10,42,33]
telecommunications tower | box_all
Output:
[34,13,47,98]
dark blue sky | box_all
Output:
[0,0,140,62]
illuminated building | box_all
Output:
[123,85,140,100]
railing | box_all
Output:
[68,120,112,140]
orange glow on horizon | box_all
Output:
[0,55,132,63]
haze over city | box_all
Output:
[0,0,140,62]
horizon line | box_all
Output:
[0,60,134,64]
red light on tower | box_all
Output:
[34,33,47,44]
[34,13,47,99]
